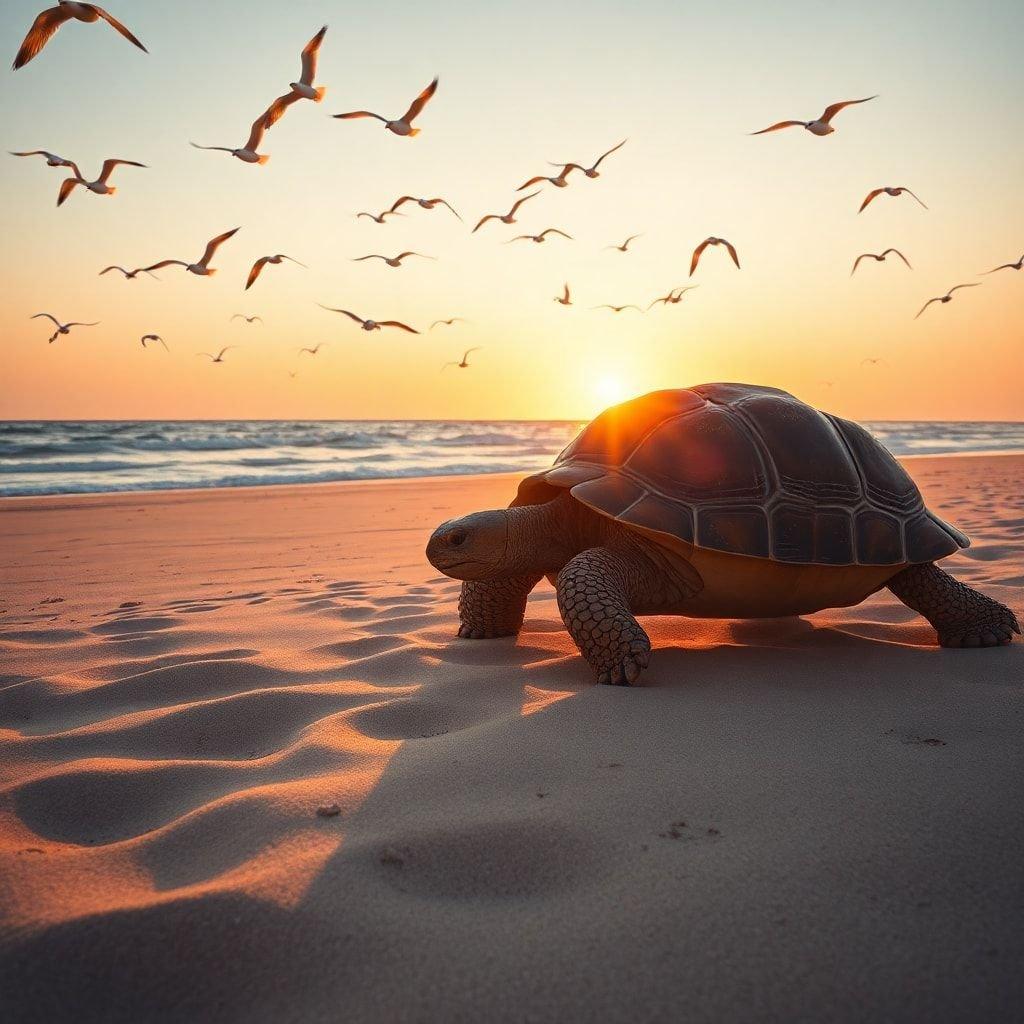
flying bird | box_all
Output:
[10,149,77,169]
[56,158,145,206]
[13,2,147,70]
[861,357,885,366]
[389,196,461,220]
[508,228,572,244]
[31,312,98,344]
[298,343,327,356]
[197,347,237,363]
[318,305,419,333]
[690,237,740,276]
[231,314,263,324]
[352,251,433,268]
[517,164,578,191]
[593,304,642,314]
[333,76,438,136]
[140,334,168,351]
[859,187,928,213]
[554,283,572,306]
[430,317,466,329]
[915,284,979,319]
[751,96,877,137]
[143,227,240,277]
[549,139,627,179]
[606,234,642,253]
[648,286,697,309]
[100,265,157,279]
[851,249,912,275]
[357,208,403,224]
[285,25,327,103]
[472,191,540,233]
[246,254,306,290]
[442,348,481,371]
[190,94,297,165]
[981,254,1023,274]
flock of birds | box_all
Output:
[10,3,1023,381]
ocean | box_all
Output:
[1,420,1023,498]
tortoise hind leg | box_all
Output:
[556,548,652,685]
[888,563,1020,648]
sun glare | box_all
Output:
[592,374,631,411]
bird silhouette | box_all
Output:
[319,306,419,333]
[353,252,434,268]
[13,2,147,70]
[334,77,438,136]
[246,254,306,290]
[442,348,481,370]
[690,238,740,276]
[549,139,627,179]
[140,334,168,351]
[555,283,572,306]
[57,158,145,206]
[197,347,237,363]
[851,249,912,275]
[859,187,927,213]
[144,227,240,277]
[32,312,98,344]
[981,254,1023,274]
[508,228,572,244]
[915,284,980,319]
[473,192,540,233]
[606,234,642,253]
[752,96,877,136]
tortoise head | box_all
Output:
[426,510,511,580]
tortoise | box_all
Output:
[426,384,1019,684]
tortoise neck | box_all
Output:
[503,493,597,576]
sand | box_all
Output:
[1,454,1022,1023]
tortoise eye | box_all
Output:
[449,529,468,547]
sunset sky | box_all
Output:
[1,0,1021,422]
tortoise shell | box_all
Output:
[514,384,968,566]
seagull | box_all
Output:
[981,254,1023,274]
[231,314,263,324]
[647,286,697,309]
[318,305,419,333]
[246,254,306,290]
[606,234,642,253]
[859,187,928,213]
[389,196,462,221]
[472,191,541,233]
[298,343,327,356]
[31,312,98,344]
[915,284,979,319]
[99,265,157,279]
[593,304,642,314]
[333,76,438,136]
[517,164,578,191]
[430,318,466,329]
[352,251,434,268]
[140,334,168,351]
[357,208,404,224]
[57,158,145,206]
[550,139,627,179]
[190,94,297,165]
[143,227,240,277]
[751,96,877,136]
[690,237,740,276]
[288,370,298,378]
[554,283,572,306]
[851,249,912,275]
[861,357,885,366]
[286,25,327,102]
[508,228,572,244]
[13,2,147,70]
[442,348,481,370]
[197,347,236,363]
[10,149,77,169]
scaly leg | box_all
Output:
[556,547,652,685]
[888,563,1020,648]
[457,574,544,639]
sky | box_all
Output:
[0,0,1021,422]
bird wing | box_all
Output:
[472,214,496,232]
[57,176,81,206]
[914,298,939,319]
[723,240,741,268]
[98,158,145,183]
[820,96,876,124]
[319,306,365,325]
[624,234,641,248]
[882,248,912,268]
[401,76,439,123]
[12,6,73,70]
[689,239,711,275]
[231,314,244,321]
[463,347,481,359]
[143,259,187,271]
[858,188,884,213]
[261,92,302,133]
[159,338,169,351]
[281,255,307,267]
[948,284,980,294]
[432,199,462,220]
[217,346,238,359]
[31,312,61,326]
[333,110,386,121]
[508,235,530,242]
[509,190,541,215]
[353,254,383,262]
[379,321,420,333]
[544,229,572,239]
[982,263,1014,274]
[563,284,570,301]
[389,196,416,212]
[65,322,99,328]
[395,252,423,261]
[899,188,928,209]
[850,254,870,276]
[517,175,550,191]
[91,6,148,53]
[750,120,805,135]
[190,142,234,153]
[647,297,668,309]
[99,266,125,276]
[300,25,327,84]
[246,258,270,290]
[592,138,627,168]
[200,227,240,267]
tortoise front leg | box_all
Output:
[556,547,652,685]
[888,563,1020,648]
[457,574,544,639]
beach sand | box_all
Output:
[1,454,1022,1022]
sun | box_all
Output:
[592,374,631,409]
